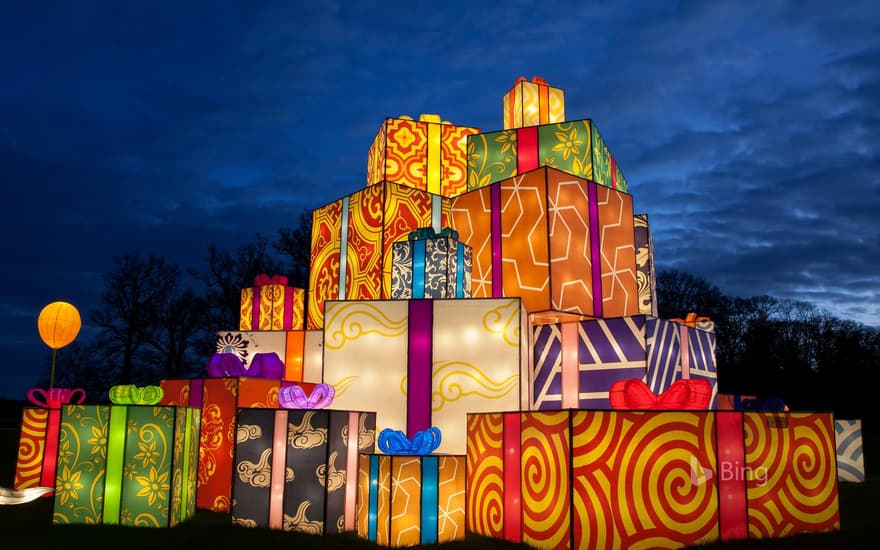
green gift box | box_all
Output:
[52,404,200,527]
[467,119,628,192]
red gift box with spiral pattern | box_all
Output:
[466,410,839,548]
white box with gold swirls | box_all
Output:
[322,298,528,454]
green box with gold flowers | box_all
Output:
[466,119,628,193]
[52,404,200,527]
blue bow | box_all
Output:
[378,427,442,455]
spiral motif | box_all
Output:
[14,408,48,489]
[521,412,570,548]
[569,411,718,549]
[465,413,504,537]
[744,413,839,538]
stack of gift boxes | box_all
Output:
[11,76,847,547]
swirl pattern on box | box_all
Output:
[521,411,571,548]
[744,412,840,538]
[465,413,505,537]
[570,411,719,549]
[308,200,342,329]
[14,408,48,489]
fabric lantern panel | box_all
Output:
[52,404,199,527]
[357,454,465,547]
[307,181,451,329]
[834,419,865,482]
[215,330,323,383]
[634,213,658,316]
[449,166,638,319]
[366,114,480,198]
[531,315,716,409]
[14,387,87,490]
[503,76,565,130]
[466,410,839,548]
[159,377,313,512]
[231,408,376,533]
[390,228,473,299]
[239,274,305,331]
[467,119,627,193]
[322,298,528,455]
[743,412,840,538]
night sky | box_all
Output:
[1,1,877,399]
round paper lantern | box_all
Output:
[37,301,81,350]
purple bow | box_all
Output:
[206,352,284,378]
[278,383,335,409]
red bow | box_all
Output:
[253,274,288,286]
[609,378,712,410]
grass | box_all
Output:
[1,422,877,549]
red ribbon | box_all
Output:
[253,274,288,286]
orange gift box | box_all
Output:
[159,377,315,512]
[449,166,638,319]
[366,114,479,198]
[307,181,451,329]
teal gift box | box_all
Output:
[52,404,200,527]
[390,227,472,299]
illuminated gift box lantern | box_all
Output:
[357,453,466,547]
[449,166,639,320]
[215,330,324,383]
[532,315,717,410]
[322,298,528,454]
[366,114,480,198]
[503,76,565,130]
[14,387,85,490]
[467,119,628,192]
[159,377,316,512]
[634,213,658,316]
[52,395,200,526]
[308,181,450,329]
[231,408,376,533]
[239,274,305,331]
[390,227,472,299]
[834,419,865,482]
[466,410,839,548]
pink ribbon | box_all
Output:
[278,383,335,409]
[26,387,86,409]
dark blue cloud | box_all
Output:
[0,0,877,398]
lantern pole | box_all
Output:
[49,348,57,389]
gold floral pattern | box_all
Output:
[136,467,170,507]
[55,465,83,506]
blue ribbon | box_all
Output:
[377,427,442,455]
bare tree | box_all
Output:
[89,253,179,384]
[193,234,285,331]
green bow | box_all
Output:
[109,384,164,405]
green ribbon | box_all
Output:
[408,226,459,241]
[108,384,164,405]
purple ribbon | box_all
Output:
[206,352,285,378]
[278,383,335,409]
